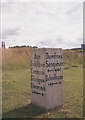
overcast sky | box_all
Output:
[1,0,83,49]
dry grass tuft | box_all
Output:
[2,47,32,69]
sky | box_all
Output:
[1,0,83,49]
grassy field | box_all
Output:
[2,48,83,118]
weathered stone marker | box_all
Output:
[31,48,63,110]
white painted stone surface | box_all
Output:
[31,48,63,110]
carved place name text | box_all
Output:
[32,90,44,96]
[31,68,44,75]
[31,82,45,91]
[46,52,62,59]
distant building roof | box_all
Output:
[81,44,85,49]
[2,42,5,48]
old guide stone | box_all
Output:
[31,48,63,110]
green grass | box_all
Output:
[2,65,83,118]
[2,48,83,118]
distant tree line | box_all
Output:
[71,48,82,50]
[65,48,82,50]
[9,45,38,48]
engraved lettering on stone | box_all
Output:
[31,48,63,109]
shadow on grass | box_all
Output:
[2,103,46,118]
